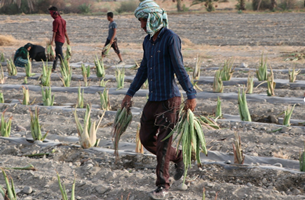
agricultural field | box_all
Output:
[0,13,305,200]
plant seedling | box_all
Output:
[238,88,251,122]
[74,104,104,149]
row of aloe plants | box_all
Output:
[190,53,302,96]
[0,167,75,200]
[1,57,126,90]
[0,85,110,111]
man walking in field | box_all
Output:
[102,12,123,64]
[49,6,70,72]
[121,0,196,199]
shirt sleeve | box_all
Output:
[126,42,148,97]
[113,22,117,29]
[53,20,58,33]
[168,34,196,99]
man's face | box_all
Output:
[139,18,147,33]
[107,16,111,21]
[27,46,32,51]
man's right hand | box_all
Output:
[50,41,54,46]
[121,95,132,109]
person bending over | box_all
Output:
[49,6,70,72]
[102,12,123,64]
[121,1,197,199]
[14,43,32,67]
[29,44,47,61]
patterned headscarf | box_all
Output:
[134,0,168,38]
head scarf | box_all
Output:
[24,43,32,50]
[14,43,32,61]
[49,10,59,19]
[134,0,168,38]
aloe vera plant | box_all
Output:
[288,67,300,82]
[77,86,84,108]
[81,64,90,86]
[215,97,222,118]
[22,86,30,105]
[219,58,235,81]
[95,56,105,78]
[256,53,268,81]
[74,104,104,149]
[300,142,305,172]
[46,44,55,60]
[23,77,28,85]
[238,88,251,122]
[0,109,12,137]
[0,65,5,84]
[0,168,17,200]
[100,78,109,87]
[99,88,110,111]
[57,172,75,200]
[142,79,148,89]
[25,53,35,77]
[41,60,52,86]
[0,53,4,62]
[232,132,245,164]
[0,91,4,103]
[102,43,111,56]
[41,87,54,106]
[66,45,72,61]
[115,67,125,89]
[6,58,17,76]
[131,60,140,70]
[246,72,253,94]
[60,57,72,87]
[193,55,201,80]
[135,124,144,154]
[213,70,224,93]
[283,104,295,126]
[267,66,276,96]
[30,107,48,141]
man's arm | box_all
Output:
[50,21,58,46]
[122,44,148,108]
[169,34,197,111]
[110,28,116,44]
[65,32,70,45]
[50,32,56,46]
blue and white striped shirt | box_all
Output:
[127,28,196,101]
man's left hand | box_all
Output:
[184,98,196,111]
[110,39,114,44]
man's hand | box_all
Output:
[184,98,196,111]
[67,39,70,45]
[50,41,54,46]
[121,95,132,109]
[110,39,114,45]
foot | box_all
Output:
[149,186,169,200]
[174,160,184,181]
[52,68,56,73]
[117,60,124,65]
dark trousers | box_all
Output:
[102,38,120,55]
[53,41,64,70]
[140,97,182,189]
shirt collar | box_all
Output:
[149,27,166,42]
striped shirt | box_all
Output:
[127,28,196,101]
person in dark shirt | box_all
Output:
[14,43,32,67]
[121,1,197,199]
[29,44,47,61]
[102,12,123,63]
[49,6,70,72]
